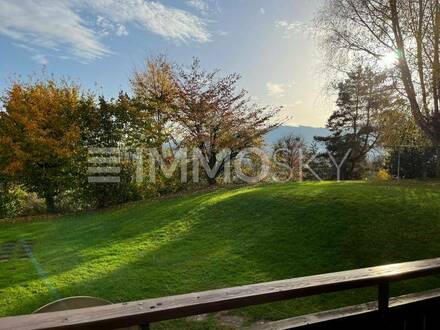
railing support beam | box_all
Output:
[378,282,390,313]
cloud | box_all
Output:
[115,24,129,37]
[96,15,128,37]
[96,16,114,36]
[186,0,209,13]
[186,0,220,15]
[88,0,211,43]
[275,20,314,38]
[30,53,49,65]
[260,8,265,15]
[0,0,211,62]
[266,82,286,98]
[15,43,50,65]
[0,0,110,61]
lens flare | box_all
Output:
[380,51,399,68]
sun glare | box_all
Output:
[380,51,399,68]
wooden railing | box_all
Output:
[1,258,440,329]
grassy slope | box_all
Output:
[1,181,440,329]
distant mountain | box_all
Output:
[265,125,329,146]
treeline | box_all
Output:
[315,0,440,178]
[310,65,436,181]
[0,57,279,217]
[1,55,436,218]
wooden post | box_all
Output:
[378,282,390,313]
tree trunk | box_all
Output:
[349,160,357,180]
[436,145,440,178]
[45,194,56,213]
[207,176,217,186]
[390,0,434,141]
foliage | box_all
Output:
[0,56,282,216]
[387,146,438,179]
[374,169,392,181]
[272,135,309,181]
[0,181,18,218]
[0,79,82,212]
[317,0,440,159]
[76,93,154,208]
[0,177,46,219]
[378,105,430,147]
[132,57,280,185]
[79,89,218,206]
[0,79,160,213]
[315,66,394,179]
[1,181,440,329]
[131,55,177,148]
[381,109,438,179]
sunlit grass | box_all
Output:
[1,181,440,329]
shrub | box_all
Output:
[0,186,17,219]
[374,169,392,181]
[0,185,45,219]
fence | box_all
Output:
[1,258,440,329]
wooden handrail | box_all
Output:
[1,257,440,330]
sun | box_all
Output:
[380,50,399,68]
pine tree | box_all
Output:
[315,66,394,179]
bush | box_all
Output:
[0,187,17,219]
[374,169,392,181]
[0,185,45,219]
[56,189,91,213]
[83,159,143,209]
[386,147,437,179]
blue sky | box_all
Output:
[0,0,333,127]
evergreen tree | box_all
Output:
[315,66,394,179]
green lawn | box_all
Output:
[1,181,440,329]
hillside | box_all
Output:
[1,181,440,329]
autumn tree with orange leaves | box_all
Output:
[0,79,82,212]
[132,57,280,185]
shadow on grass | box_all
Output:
[2,181,440,327]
